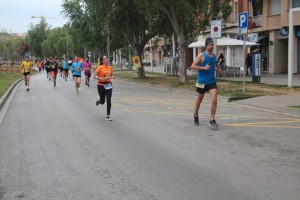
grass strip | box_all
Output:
[0,72,23,98]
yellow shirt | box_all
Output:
[21,61,32,73]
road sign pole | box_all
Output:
[210,20,221,78]
[238,12,248,93]
[243,35,246,93]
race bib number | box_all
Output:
[104,83,112,90]
[85,67,90,70]
[74,67,80,72]
[196,83,205,88]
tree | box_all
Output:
[18,41,30,57]
[140,0,232,83]
[27,18,50,57]
[0,35,23,61]
[62,0,110,57]
[62,0,171,78]
[108,0,156,78]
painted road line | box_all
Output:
[224,124,300,129]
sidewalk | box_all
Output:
[144,65,300,117]
[219,73,300,87]
[144,65,300,86]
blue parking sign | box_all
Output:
[238,12,248,34]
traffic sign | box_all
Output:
[249,33,258,42]
[238,12,248,34]
[210,20,222,38]
[87,51,91,57]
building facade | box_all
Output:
[225,0,300,74]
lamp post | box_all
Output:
[66,30,69,59]
[129,44,131,69]
[107,27,110,64]
[150,39,153,73]
[288,7,300,87]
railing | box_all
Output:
[224,13,262,28]
[251,15,263,27]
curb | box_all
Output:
[277,107,300,117]
[0,77,23,112]
[230,102,300,118]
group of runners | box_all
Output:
[21,37,220,126]
[34,56,93,89]
[20,55,115,121]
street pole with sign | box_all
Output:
[210,20,222,55]
[211,20,222,79]
[238,12,248,93]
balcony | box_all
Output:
[250,15,263,27]
[224,12,263,28]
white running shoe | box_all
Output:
[106,115,112,121]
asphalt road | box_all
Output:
[0,72,299,200]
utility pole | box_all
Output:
[107,27,110,64]
[288,7,300,87]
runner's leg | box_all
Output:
[208,88,218,120]
[105,89,112,116]
[26,75,30,91]
[97,85,106,105]
[194,92,204,115]
[77,77,81,87]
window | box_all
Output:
[269,0,281,15]
[233,1,237,22]
[252,0,263,16]
[292,0,300,8]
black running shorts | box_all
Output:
[196,82,217,94]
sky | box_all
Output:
[0,0,69,34]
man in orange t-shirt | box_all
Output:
[93,55,115,121]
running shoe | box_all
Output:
[96,99,100,106]
[209,119,219,128]
[194,114,199,126]
[54,82,56,87]
[106,115,112,121]
[26,88,29,91]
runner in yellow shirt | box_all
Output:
[20,56,33,91]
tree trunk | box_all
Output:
[177,30,188,83]
[164,4,188,83]
[135,49,146,78]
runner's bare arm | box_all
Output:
[93,70,98,79]
[191,53,209,70]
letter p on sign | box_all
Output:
[238,12,248,34]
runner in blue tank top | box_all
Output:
[191,37,222,128]
[71,56,83,94]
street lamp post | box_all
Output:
[288,7,300,87]
[107,27,110,64]
[129,44,131,69]
[66,31,69,59]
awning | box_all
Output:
[188,37,258,48]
